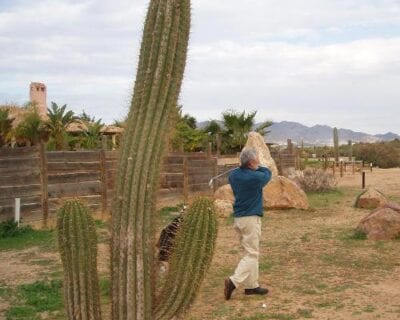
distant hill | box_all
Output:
[265,121,399,146]
[198,120,400,146]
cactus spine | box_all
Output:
[155,198,218,320]
[111,0,191,319]
[57,200,101,320]
[333,127,339,162]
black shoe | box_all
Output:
[224,278,236,300]
[244,287,269,295]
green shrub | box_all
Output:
[0,219,32,238]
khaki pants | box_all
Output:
[230,216,261,289]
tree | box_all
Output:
[255,120,273,136]
[14,107,46,146]
[44,102,77,150]
[170,106,207,152]
[222,109,256,151]
[81,118,104,149]
[0,109,14,146]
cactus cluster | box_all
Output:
[57,200,102,320]
[57,1,218,320]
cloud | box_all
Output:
[0,0,399,134]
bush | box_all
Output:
[0,219,32,238]
[353,142,400,168]
[293,168,337,192]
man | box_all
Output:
[224,148,272,300]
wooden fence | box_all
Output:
[0,146,220,224]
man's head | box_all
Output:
[240,148,260,170]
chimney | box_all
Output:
[29,82,47,118]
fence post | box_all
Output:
[332,161,336,176]
[183,155,189,203]
[362,171,366,189]
[352,161,355,175]
[102,135,108,151]
[15,198,20,227]
[39,142,49,228]
[207,142,212,159]
[99,149,108,214]
[216,133,221,157]
[340,161,343,177]
[212,157,218,194]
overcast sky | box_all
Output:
[1,0,400,134]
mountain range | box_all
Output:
[265,121,399,146]
[198,120,400,146]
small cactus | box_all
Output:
[155,198,218,320]
[57,200,102,320]
[333,127,339,162]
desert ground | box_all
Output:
[0,168,399,320]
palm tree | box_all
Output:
[14,107,46,146]
[255,120,273,136]
[81,118,104,149]
[0,109,14,147]
[222,109,257,150]
[44,102,77,150]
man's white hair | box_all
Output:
[240,148,258,167]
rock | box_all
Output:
[214,184,234,203]
[356,188,387,209]
[214,199,233,218]
[213,177,309,210]
[263,176,309,210]
[358,203,400,240]
[244,132,278,176]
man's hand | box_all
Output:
[248,158,260,170]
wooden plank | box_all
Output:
[48,172,101,184]
[48,195,102,210]
[0,172,41,186]
[189,183,212,193]
[0,158,39,168]
[163,156,184,165]
[47,161,100,172]
[0,146,39,158]
[48,181,102,198]
[0,202,42,219]
[161,164,183,174]
[0,185,41,199]
[188,159,216,167]
[0,195,41,207]
[46,151,101,162]
[105,151,118,160]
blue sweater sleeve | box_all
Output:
[254,166,272,187]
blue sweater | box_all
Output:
[228,166,272,217]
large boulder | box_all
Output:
[358,203,400,240]
[356,188,387,209]
[263,176,309,210]
[213,177,309,210]
[244,132,278,177]
[214,199,233,218]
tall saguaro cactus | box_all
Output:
[333,127,339,162]
[57,200,102,320]
[111,0,191,319]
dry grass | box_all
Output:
[0,168,399,320]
